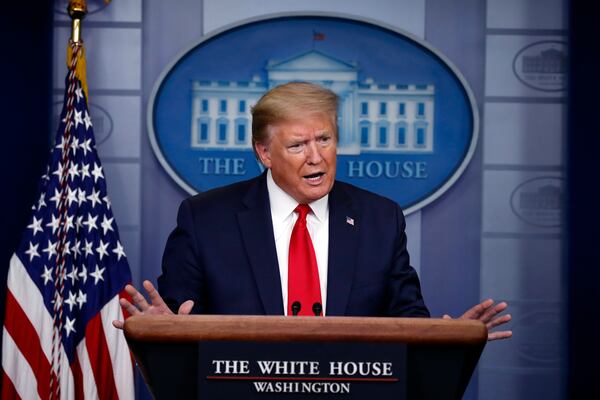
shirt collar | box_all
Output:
[266,169,329,223]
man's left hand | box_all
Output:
[443,299,512,341]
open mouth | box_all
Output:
[303,172,325,183]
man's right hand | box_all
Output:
[112,280,194,329]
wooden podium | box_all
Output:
[124,315,486,399]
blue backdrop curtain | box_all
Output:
[0,2,54,365]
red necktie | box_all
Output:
[288,204,322,316]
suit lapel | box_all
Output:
[237,173,284,315]
[326,183,359,316]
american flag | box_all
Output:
[313,30,325,41]
[1,41,134,399]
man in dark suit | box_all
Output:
[114,82,511,340]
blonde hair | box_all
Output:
[251,82,339,155]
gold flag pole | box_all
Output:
[68,0,88,43]
[66,0,89,100]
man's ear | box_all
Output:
[254,141,272,169]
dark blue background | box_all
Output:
[0,1,53,376]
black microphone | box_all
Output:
[291,301,301,316]
[312,302,322,317]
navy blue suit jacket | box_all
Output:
[158,172,429,317]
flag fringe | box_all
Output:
[66,42,88,102]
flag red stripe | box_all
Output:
[3,289,54,400]
[1,370,22,400]
[119,289,136,369]
[70,354,85,400]
[85,314,120,400]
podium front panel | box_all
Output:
[198,341,406,399]
[125,315,486,399]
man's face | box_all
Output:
[256,114,337,204]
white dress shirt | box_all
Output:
[266,169,329,316]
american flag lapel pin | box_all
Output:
[346,216,355,226]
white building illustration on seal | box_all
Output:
[190,50,435,155]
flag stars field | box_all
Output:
[90,265,105,284]
[80,139,92,156]
[42,240,57,259]
[66,186,78,206]
[68,162,80,181]
[41,265,53,285]
[46,214,61,234]
[49,188,62,208]
[76,215,84,232]
[91,163,103,182]
[37,193,46,210]
[63,241,72,256]
[64,316,76,338]
[76,290,87,308]
[69,136,80,156]
[52,161,64,178]
[83,239,94,256]
[83,213,98,232]
[27,216,44,236]
[71,239,81,259]
[96,240,109,260]
[65,291,78,312]
[113,241,126,260]
[78,264,88,283]
[101,215,114,235]
[64,214,75,232]
[25,241,40,261]
[87,188,102,208]
[83,110,92,130]
[77,188,87,204]
[73,109,83,129]
[67,266,79,285]
[75,86,84,103]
